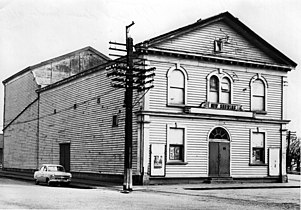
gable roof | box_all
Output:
[2,46,111,84]
[136,12,297,69]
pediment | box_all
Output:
[138,12,296,69]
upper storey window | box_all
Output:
[209,76,219,103]
[167,65,188,106]
[207,70,232,104]
[221,77,231,104]
[250,75,267,113]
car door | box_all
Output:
[36,166,44,182]
[40,166,47,183]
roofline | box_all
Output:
[2,46,110,85]
[136,11,297,68]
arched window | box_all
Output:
[209,76,219,103]
[168,68,187,105]
[251,79,265,111]
[221,77,231,104]
[207,72,233,104]
[209,127,230,140]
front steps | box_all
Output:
[205,177,234,184]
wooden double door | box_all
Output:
[209,141,230,177]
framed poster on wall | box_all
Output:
[150,144,165,176]
[269,148,280,176]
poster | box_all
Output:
[150,144,165,176]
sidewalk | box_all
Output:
[0,169,299,192]
[71,174,301,193]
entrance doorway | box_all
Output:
[60,143,70,172]
[208,127,230,177]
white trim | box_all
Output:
[250,74,268,112]
[166,64,188,106]
[147,47,294,70]
[190,107,253,118]
[249,128,267,165]
[207,126,232,142]
[206,69,233,104]
[166,123,187,163]
[207,126,232,177]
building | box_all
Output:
[2,12,297,184]
[2,47,110,170]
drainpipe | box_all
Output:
[36,93,40,169]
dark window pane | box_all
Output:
[252,148,264,164]
[210,76,219,91]
[169,145,183,161]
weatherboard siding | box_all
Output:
[148,116,280,178]
[147,55,283,121]
[39,68,140,174]
[3,71,39,127]
[155,21,276,65]
[3,101,39,169]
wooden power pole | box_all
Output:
[107,21,155,192]
[123,22,135,191]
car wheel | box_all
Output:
[35,179,39,185]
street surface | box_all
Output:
[0,177,299,209]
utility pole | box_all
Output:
[107,21,155,192]
[286,130,291,172]
[123,22,135,192]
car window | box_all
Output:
[48,166,65,172]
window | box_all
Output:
[250,131,266,165]
[221,78,231,104]
[209,127,230,140]
[169,70,185,104]
[167,124,186,164]
[209,76,219,103]
[167,65,188,106]
[112,115,118,127]
[169,128,184,161]
[214,40,223,52]
[207,73,232,104]
[251,79,265,111]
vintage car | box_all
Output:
[34,164,72,186]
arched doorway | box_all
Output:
[208,127,230,177]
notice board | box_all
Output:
[269,148,280,176]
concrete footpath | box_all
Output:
[0,169,300,193]
[134,174,300,194]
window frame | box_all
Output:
[166,124,187,164]
[167,65,188,106]
[249,129,267,166]
[207,70,233,104]
[250,74,268,113]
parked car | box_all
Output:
[34,164,72,186]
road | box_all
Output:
[0,177,299,209]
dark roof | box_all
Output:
[2,46,111,84]
[136,11,297,68]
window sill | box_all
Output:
[252,110,267,115]
[167,104,186,108]
[249,163,267,166]
[166,161,188,165]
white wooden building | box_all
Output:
[2,12,297,184]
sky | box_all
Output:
[0,0,300,135]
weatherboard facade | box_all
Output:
[2,12,296,184]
